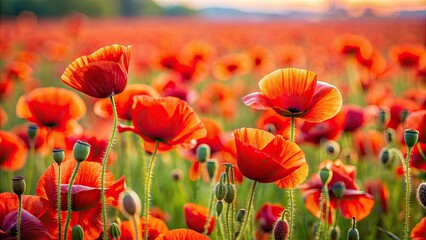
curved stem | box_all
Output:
[417,143,426,160]
[404,146,412,240]
[144,140,160,240]
[57,165,62,240]
[64,162,81,240]
[333,200,340,229]
[101,96,118,240]
[132,215,141,240]
[204,188,215,234]
[26,139,35,193]
[236,181,258,240]
[17,194,22,240]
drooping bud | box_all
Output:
[332,181,346,199]
[215,182,227,201]
[224,184,236,204]
[73,140,91,162]
[52,148,65,166]
[325,140,340,159]
[273,219,289,240]
[329,226,341,240]
[27,124,38,140]
[404,129,419,148]
[416,182,426,209]
[236,209,246,223]
[109,222,121,239]
[118,189,141,219]
[72,225,84,240]
[347,217,359,240]
[319,167,332,186]
[12,176,26,196]
[171,169,182,182]
[379,148,393,166]
[196,144,211,163]
[216,201,224,216]
[206,159,218,181]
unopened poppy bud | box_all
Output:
[319,167,332,185]
[273,219,289,240]
[215,182,227,201]
[379,148,392,166]
[224,184,236,204]
[404,129,419,148]
[216,201,224,216]
[236,209,246,223]
[417,182,426,209]
[109,222,121,239]
[27,124,38,140]
[325,140,340,159]
[329,226,341,240]
[264,123,277,135]
[378,108,388,128]
[220,173,227,184]
[385,128,396,145]
[332,181,346,199]
[73,140,90,162]
[12,176,26,195]
[206,159,218,181]
[196,144,210,163]
[72,225,84,240]
[347,217,359,240]
[171,169,182,182]
[118,189,141,219]
[400,109,409,123]
[52,148,65,165]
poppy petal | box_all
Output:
[302,82,343,122]
[242,92,273,110]
[338,189,375,221]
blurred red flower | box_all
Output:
[390,44,425,68]
[365,179,389,214]
[411,217,426,240]
[184,203,215,235]
[61,44,132,98]
[120,216,168,240]
[298,111,345,145]
[405,110,426,143]
[0,130,28,171]
[255,202,284,233]
[242,68,342,122]
[256,109,292,138]
[212,53,251,81]
[156,229,210,240]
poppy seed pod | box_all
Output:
[52,148,65,165]
[273,219,289,240]
[109,222,121,239]
[118,189,141,219]
[73,140,91,162]
[264,123,277,135]
[27,124,38,140]
[236,209,246,223]
[332,181,346,199]
[379,148,392,166]
[404,128,419,148]
[325,140,340,159]
[72,225,84,240]
[347,217,359,240]
[224,184,236,204]
[206,159,218,181]
[196,144,211,163]
[329,226,341,240]
[216,201,224,216]
[319,167,332,185]
[12,176,26,195]
[378,108,388,128]
[385,128,396,145]
[215,181,227,201]
[417,182,426,209]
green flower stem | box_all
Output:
[333,200,340,229]
[324,185,330,240]
[101,96,118,240]
[132,215,141,240]
[26,139,35,193]
[195,162,204,204]
[217,213,226,240]
[226,203,232,240]
[204,188,215,234]
[417,143,426,160]
[230,166,236,239]
[404,146,412,240]
[136,137,146,216]
[63,161,81,240]
[288,115,296,240]
[314,190,325,240]
[57,164,62,240]
[125,131,132,188]
[17,194,22,240]
[236,180,258,240]
[290,116,295,142]
[144,140,160,240]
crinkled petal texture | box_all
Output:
[15,87,86,132]
[0,130,27,171]
[242,68,342,122]
[1,209,52,240]
[61,44,132,98]
[122,95,206,150]
[120,216,169,240]
[155,229,210,240]
[184,203,215,235]
[233,128,307,187]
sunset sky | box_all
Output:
[154,0,426,14]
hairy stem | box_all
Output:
[404,146,412,240]
[144,141,160,240]
[57,165,62,240]
[17,194,22,240]
[236,181,258,240]
[64,162,81,240]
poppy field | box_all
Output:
[0,13,425,240]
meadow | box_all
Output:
[0,14,425,240]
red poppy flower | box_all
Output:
[299,159,374,223]
[353,129,385,158]
[61,44,132,98]
[12,124,48,154]
[0,107,7,128]
[184,203,215,235]
[212,137,244,184]
[405,110,426,143]
[273,45,306,70]
[390,44,425,68]
[256,202,284,233]
[411,217,426,240]
[0,130,28,171]
[404,142,426,171]
[256,109,291,137]
[120,216,169,240]
[6,60,33,82]
[197,82,237,119]
[298,110,345,145]
[153,72,196,103]
[365,179,389,214]
[212,53,251,81]
[65,132,115,165]
[155,229,210,240]
[334,34,373,58]
[341,105,365,132]
[0,192,56,239]
[94,84,160,121]
[246,45,275,76]
[242,68,342,123]
[181,40,216,65]
[385,98,420,129]
[15,87,86,135]
[233,128,308,188]
[36,160,125,239]
[119,95,206,151]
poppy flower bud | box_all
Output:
[206,159,218,181]
[171,169,182,182]
[347,217,359,240]
[12,176,26,195]
[329,226,341,240]
[404,129,419,148]
[224,184,236,204]
[385,128,396,145]
[215,182,227,201]
[332,181,346,199]
[27,124,38,140]
[236,209,246,223]
[273,219,289,240]
[52,148,65,166]
[220,173,227,184]
[109,222,121,239]
[417,182,426,209]
[319,167,332,185]
[72,225,84,240]
[118,189,141,219]
[325,140,340,159]
[73,140,91,162]
[379,148,392,166]
[196,144,211,163]
[264,123,277,135]
[400,109,409,123]
[378,108,388,129]
[216,201,224,216]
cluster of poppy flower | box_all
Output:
[0,14,425,240]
